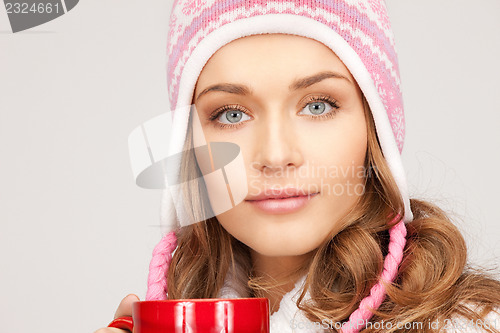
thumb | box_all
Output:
[114,294,140,319]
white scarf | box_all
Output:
[217,266,328,333]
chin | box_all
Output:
[256,247,314,257]
[246,235,323,257]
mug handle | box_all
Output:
[108,316,134,332]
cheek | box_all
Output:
[313,121,367,237]
[192,124,251,224]
[319,117,367,186]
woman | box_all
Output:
[97,0,500,332]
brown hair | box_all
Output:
[167,98,500,332]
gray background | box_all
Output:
[0,1,498,332]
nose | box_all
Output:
[253,110,304,173]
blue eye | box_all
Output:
[302,101,330,115]
[298,96,340,118]
[208,105,252,129]
[218,109,251,125]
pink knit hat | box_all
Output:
[144,1,411,331]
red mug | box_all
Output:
[108,297,270,333]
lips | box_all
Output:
[245,187,319,214]
[245,187,318,201]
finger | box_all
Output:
[114,294,140,319]
[94,328,126,333]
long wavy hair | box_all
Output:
[167,96,500,332]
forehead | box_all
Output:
[195,33,354,91]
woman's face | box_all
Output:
[192,34,367,257]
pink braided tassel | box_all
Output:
[145,231,178,301]
[341,214,407,333]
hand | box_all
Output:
[93,294,139,333]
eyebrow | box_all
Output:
[195,71,352,102]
